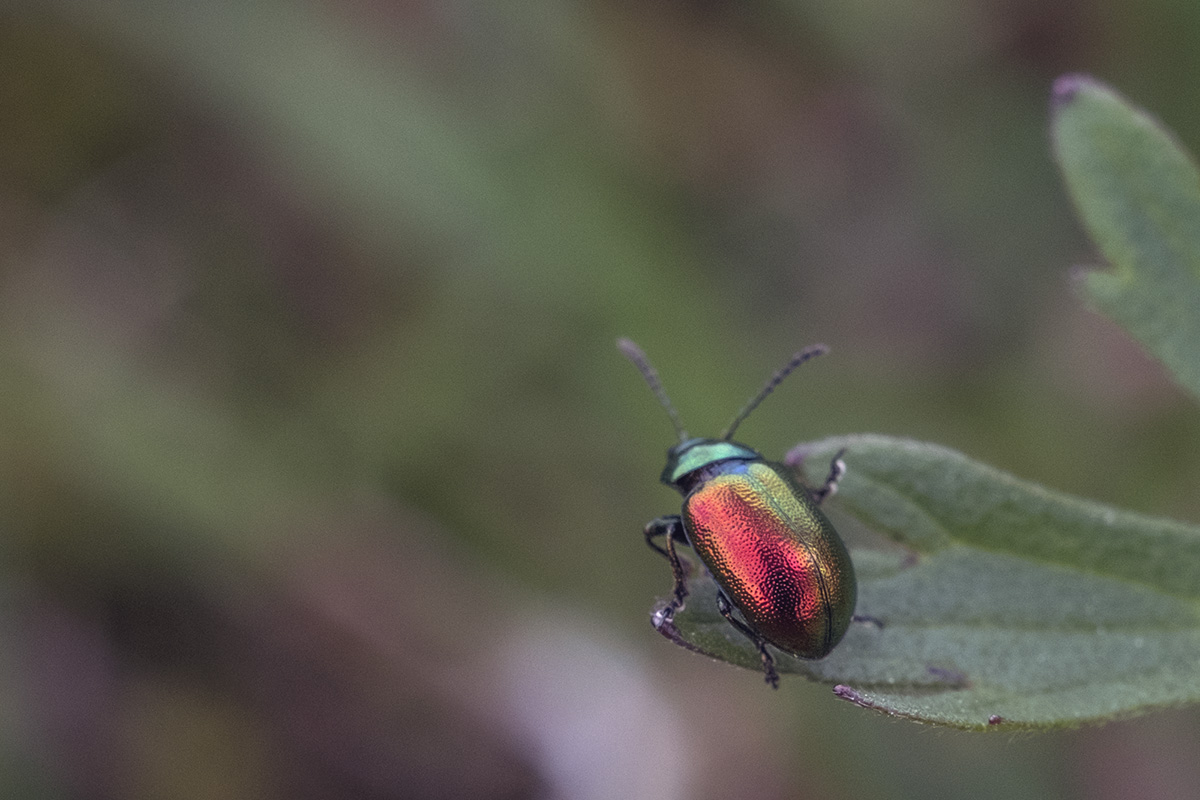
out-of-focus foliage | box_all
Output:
[1053,75,1200,399]
[1,1,1200,798]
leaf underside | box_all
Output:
[657,435,1200,730]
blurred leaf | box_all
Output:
[1052,74,1200,400]
[661,435,1200,730]
[46,0,741,466]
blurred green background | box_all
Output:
[2,1,1200,798]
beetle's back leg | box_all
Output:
[785,445,846,505]
[715,591,780,689]
[809,448,846,504]
[644,516,689,618]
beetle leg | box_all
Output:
[644,516,689,617]
[808,448,847,505]
[715,591,780,689]
[644,515,688,558]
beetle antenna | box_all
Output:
[617,338,689,443]
[721,344,828,440]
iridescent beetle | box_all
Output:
[619,339,856,687]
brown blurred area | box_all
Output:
[1,2,1200,798]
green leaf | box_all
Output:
[659,435,1200,730]
[1051,74,1200,400]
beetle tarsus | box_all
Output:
[809,448,847,505]
[716,591,780,689]
[646,516,690,614]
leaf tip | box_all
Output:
[1051,73,1095,110]
[651,605,720,658]
[833,684,870,706]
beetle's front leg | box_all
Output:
[785,445,847,505]
[644,514,689,559]
[644,516,689,618]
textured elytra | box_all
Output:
[683,461,855,659]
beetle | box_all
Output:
[618,338,856,688]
